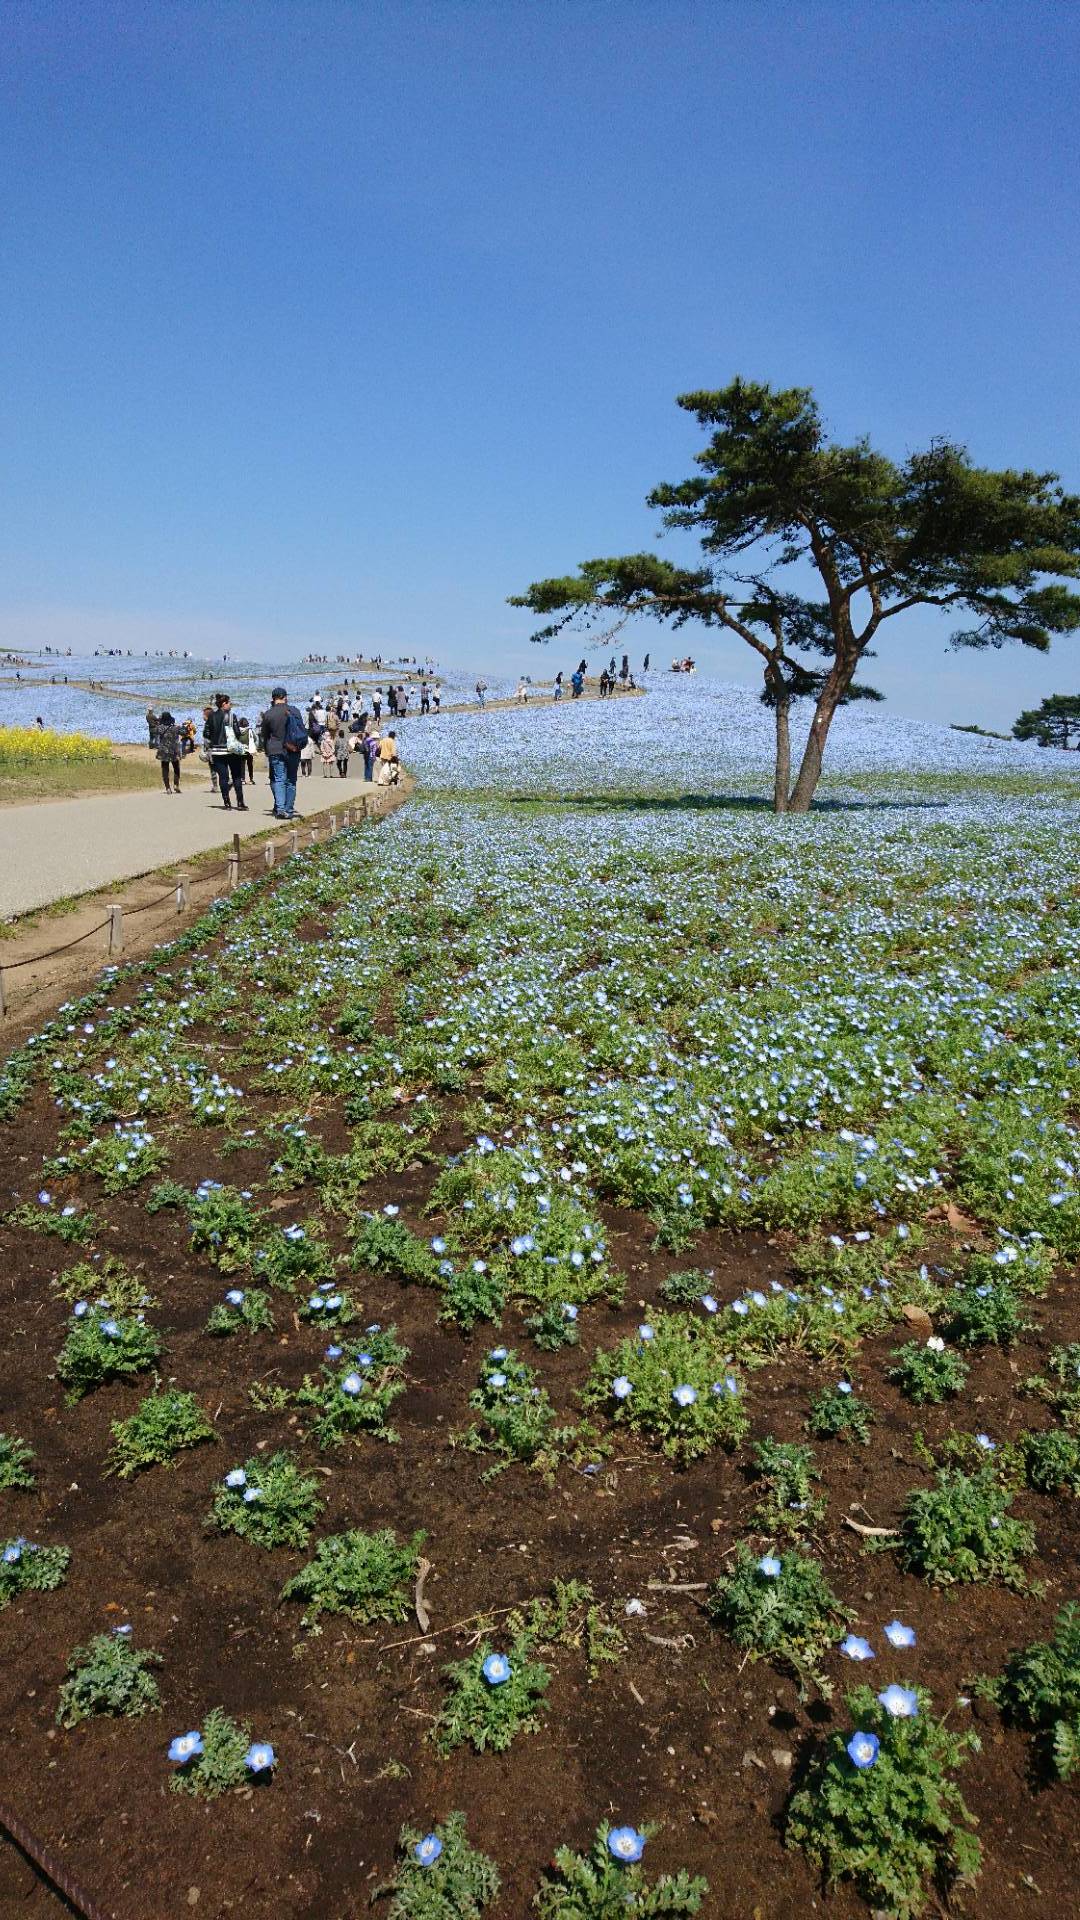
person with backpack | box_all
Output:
[259,685,307,820]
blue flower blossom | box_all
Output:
[840,1634,875,1662]
[758,1554,781,1578]
[414,1834,443,1867]
[847,1730,880,1770]
[607,1827,646,1864]
[168,1731,204,1765]
[879,1684,919,1718]
[245,1742,276,1774]
[883,1619,916,1649]
[612,1375,633,1400]
[482,1653,511,1686]
[225,1289,245,1306]
[341,1372,364,1396]
[672,1384,697,1408]
[225,1468,247,1488]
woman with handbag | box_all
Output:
[203,692,248,810]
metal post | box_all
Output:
[107,904,124,954]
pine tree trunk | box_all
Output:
[772,685,791,813]
[788,683,841,812]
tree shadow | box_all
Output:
[505,791,951,815]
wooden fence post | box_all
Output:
[176,871,190,912]
[328,813,337,836]
[0,968,6,1018]
[227,852,240,891]
[264,840,276,868]
[290,828,300,857]
[107,904,124,955]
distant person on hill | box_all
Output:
[553,671,563,702]
[145,706,159,746]
[155,712,182,792]
[377,729,401,785]
[420,679,430,713]
[259,685,306,820]
[643,651,650,673]
[372,687,383,721]
[571,670,584,698]
[432,681,441,712]
[475,679,487,707]
[516,679,528,703]
[387,685,399,717]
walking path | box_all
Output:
[0,769,384,918]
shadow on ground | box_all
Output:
[504,790,951,814]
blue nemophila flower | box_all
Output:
[325,1345,343,1360]
[356,1352,373,1367]
[225,1468,247,1488]
[758,1554,782,1578]
[607,1827,646,1864]
[383,1204,400,1217]
[245,1742,276,1774]
[884,1619,916,1649]
[308,1294,325,1312]
[73,1300,89,1318]
[612,1375,633,1400]
[100,1320,120,1339]
[341,1373,364,1396]
[243,1487,262,1504]
[225,1289,245,1307]
[113,1624,132,1637]
[482,1653,511,1686]
[168,1731,204,1764]
[37,1191,51,1206]
[672,1385,697,1408]
[562,1304,578,1321]
[837,1380,853,1394]
[700,1294,718,1313]
[976,1432,996,1451]
[637,1324,654,1343]
[414,1834,443,1867]
[430,1237,447,1255]
[879,1684,919,1718]
[3,1545,22,1565]
[488,1372,507,1389]
[489,1347,508,1362]
[840,1635,875,1662]
[847,1730,880,1770]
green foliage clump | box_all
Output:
[252,1222,336,1293]
[583,1313,747,1463]
[8,1199,95,1244]
[946,1275,1031,1348]
[281,1528,426,1631]
[979,1604,1080,1780]
[751,1436,825,1535]
[56,1631,162,1727]
[433,1634,550,1755]
[0,1539,70,1608]
[1021,1427,1080,1496]
[79,1125,167,1193]
[887,1339,969,1405]
[56,1306,161,1400]
[170,1706,253,1798]
[353,1214,441,1287]
[208,1451,322,1550]
[185,1185,260,1270]
[440,1264,506,1331]
[706,1544,848,1697]
[297,1328,408,1448]
[659,1269,715,1308]
[145,1178,191,1213]
[107,1391,215,1478]
[887,1467,1036,1588]
[511,1578,625,1680]
[534,1824,707,1917]
[785,1686,980,1919]
[0,1433,35,1490]
[373,1812,500,1919]
[807,1382,873,1445]
[54,1254,153,1314]
[462,1350,574,1479]
[1023,1343,1080,1424]
[524,1301,580,1351]
[298,1284,356,1325]
[206,1287,273,1336]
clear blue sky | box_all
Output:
[2,0,1078,727]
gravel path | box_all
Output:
[0,767,384,917]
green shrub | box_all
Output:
[7,1200,95,1244]
[659,1269,715,1308]
[170,1706,254,1797]
[54,1254,153,1314]
[785,1685,980,1918]
[886,1338,969,1404]
[185,1185,260,1270]
[56,1307,161,1400]
[523,1301,580,1351]
[297,1328,408,1448]
[56,1631,162,1727]
[978,1603,1080,1780]
[106,1391,215,1477]
[807,1382,873,1445]
[751,1437,825,1535]
[353,1214,441,1287]
[252,1222,336,1293]
[0,1433,35,1490]
[887,1467,1036,1588]
[706,1544,848,1697]
[1022,1427,1080,1496]
[206,1287,273,1335]
[583,1314,747,1464]
[534,1824,707,1917]
[433,1635,550,1755]
[207,1451,322,1549]
[946,1276,1031,1347]
[281,1528,426,1630]
[461,1350,574,1479]
[372,1812,500,1918]
[440,1264,506,1331]
[0,1539,70,1608]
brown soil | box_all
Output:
[0,1051,1078,1919]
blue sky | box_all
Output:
[2,0,1078,727]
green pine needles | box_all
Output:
[785,1686,981,1919]
[533,1824,708,1917]
[56,1632,162,1727]
[373,1813,500,1918]
[208,1451,323,1549]
[281,1528,426,1631]
[106,1390,215,1478]
[433,1634,550,1755]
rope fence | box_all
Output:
[0,792,395,1018]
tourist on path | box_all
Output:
[475,679,487,707]
[334,724,351,778]
[155,712,182,792]
[259,685,306,820]
[203,692,248,811]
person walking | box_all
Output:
[432,680,441,712]
[334,723,351,778]
[203,692,247,810]
[259,685,306,820]
[362,726,379,782]
[553,671,563,702]
[420,679,430,714]
[234,714,255,783]
[372,686,383,722]
[387,684,399,717]
[299,733,315,777]
[377,729,400,785]
[515,679,528,703]
[320,728,336,776]
[155,711,182,792]
[475,679,487,707]
[145,706,160,747]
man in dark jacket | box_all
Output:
[259,686,304,820]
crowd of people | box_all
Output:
[145,685,405,816]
